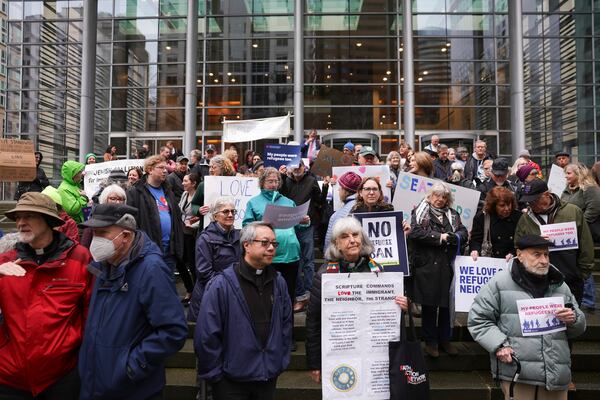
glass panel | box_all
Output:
[112,41,159,64]
[98,0,113,17]
[9,21,23,43]
[206,16,293,37]
[304,106,398,130]
[161,0,188,16]
[304,85,397,106]
[451,0,492,12]
[158,41,186,62]
[305,14,395,35]
[413,0,446,13]
[413,14,446,35]
[115,1,159,17]
[305,61,399,84]
[447,14,493,36]
[22,21,70,44]
[204,62,292,84]
[9,1,23,20]
[415,106,496,130]
[304,37,397,60]
[159,19,187,39]
[206,85,293,107]
[204,107,289,129]
[207,39,294,61]
[114,19,159,41]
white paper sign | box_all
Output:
[454,256,508,312]
[539,221,578,251]
[263,200,310,229]
[516,297,566,336]
[331,165,392,211]
[322,273,404,400]
[547,164,566,196]
[222,114,290,143]
[203,176,260,229]
[392,172,480,230]
[83,159,145,197]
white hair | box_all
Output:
[99,184,127,204]
[209,196,236,222]
[324,217,374,261]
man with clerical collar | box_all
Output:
[195,222,292,400]
[469,234,585,400]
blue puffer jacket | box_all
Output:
[79,231,188,400]
[194,265,292,382]
[188,221,241,322]
[242,189,302,264]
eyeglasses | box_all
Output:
[252,239,279,248]
[107,196,125,203]
[362,187,379,192]
[154,165,166,170]
[529,170,539,176]
[219,209,237,216]
[265,179,279,184]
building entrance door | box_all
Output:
[320,132,380,154]
[418,132,499,157]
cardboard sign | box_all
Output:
[332,165,392,211]
[263,200,310,229]
[83,159,145,197]
[539,221,578,251]
[203,176,260,229]
[321,273,404,400]
[547,164,566,196]
[311,145,354,177]
[263,144,302,169]
[517,297,566,336]
[392,172,480,230]
[454,256,508,312]
[353,211,409,275]
[0,139,37,182]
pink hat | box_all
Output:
[338,171,362,193]
[516,164,535,182]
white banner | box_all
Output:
[517,297,566,336]
[222,114,291,143]
[203,176,260,229]
[392,172,480,230]
[322,273,403,400]
[83,159,144,197]
[332,165,392,211]
[539,221,579,251]
[547,164,566,196]
[454,256,508,312]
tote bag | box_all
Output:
[388,305,430,400]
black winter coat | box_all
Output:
[408,207,468,307]
[463,154,492,184]
[166,170,185,203]
[280,172,323,224]
[469,210,521,259]
[14,167,49,200]
[127,177,184,261]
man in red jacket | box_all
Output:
[0,192,93,399]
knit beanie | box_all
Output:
[344,141,355,152]
[338,171,362,194]
[516,164,535,182]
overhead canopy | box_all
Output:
[222,114,291,143]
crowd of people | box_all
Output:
[0,133,597,400]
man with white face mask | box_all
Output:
[78,203,187,400]
[0,192,93,399]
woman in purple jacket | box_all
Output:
[188,196,241,322]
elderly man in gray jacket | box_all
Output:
[468,234,585,400]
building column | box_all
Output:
[509,0,526,158]
[293,0,304,143]
[402,0,415,148]
[184,0,199,156]
[78,0,97,162]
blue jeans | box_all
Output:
[582,275,596,309]
[295,226,315,299]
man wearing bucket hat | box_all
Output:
[469,234,585,400]
[78,203,187,400]
[0,192,93,399]
[514,179,594,305]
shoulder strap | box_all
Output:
[400,301,418,343]
[484,212,491,243]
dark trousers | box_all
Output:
[0,368,80,400]
[421,305,451,345]
[272,261,299,343]
[211,377,277,400]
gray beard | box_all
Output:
[19,231,35,244]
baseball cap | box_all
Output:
[343,141,355,152]
[359,146,377,157]
[555,151,570,158]
[176,155,189,163]
[520,179,548,204]
[205,144,216,152]
[491,158,509,176]
[80,204,138,230]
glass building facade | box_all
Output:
[2,0,600,185]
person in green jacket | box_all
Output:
[243,167,309,352]
[515,179,594,306]
[57,160,89,223]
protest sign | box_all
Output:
[392,171,480,230]
[83,159,145,197]
[516,297,566,336]
[547,164,566,196]
[311,145,354,177]
[539,221,578,251]
[454,256,508,312]
[203,176,260,229]
[263,200,310,229]
[332,165,391,211]
[263,144,302,169]
[322,273,404,400]
[0,139,36,182]
[353,211,409,275]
